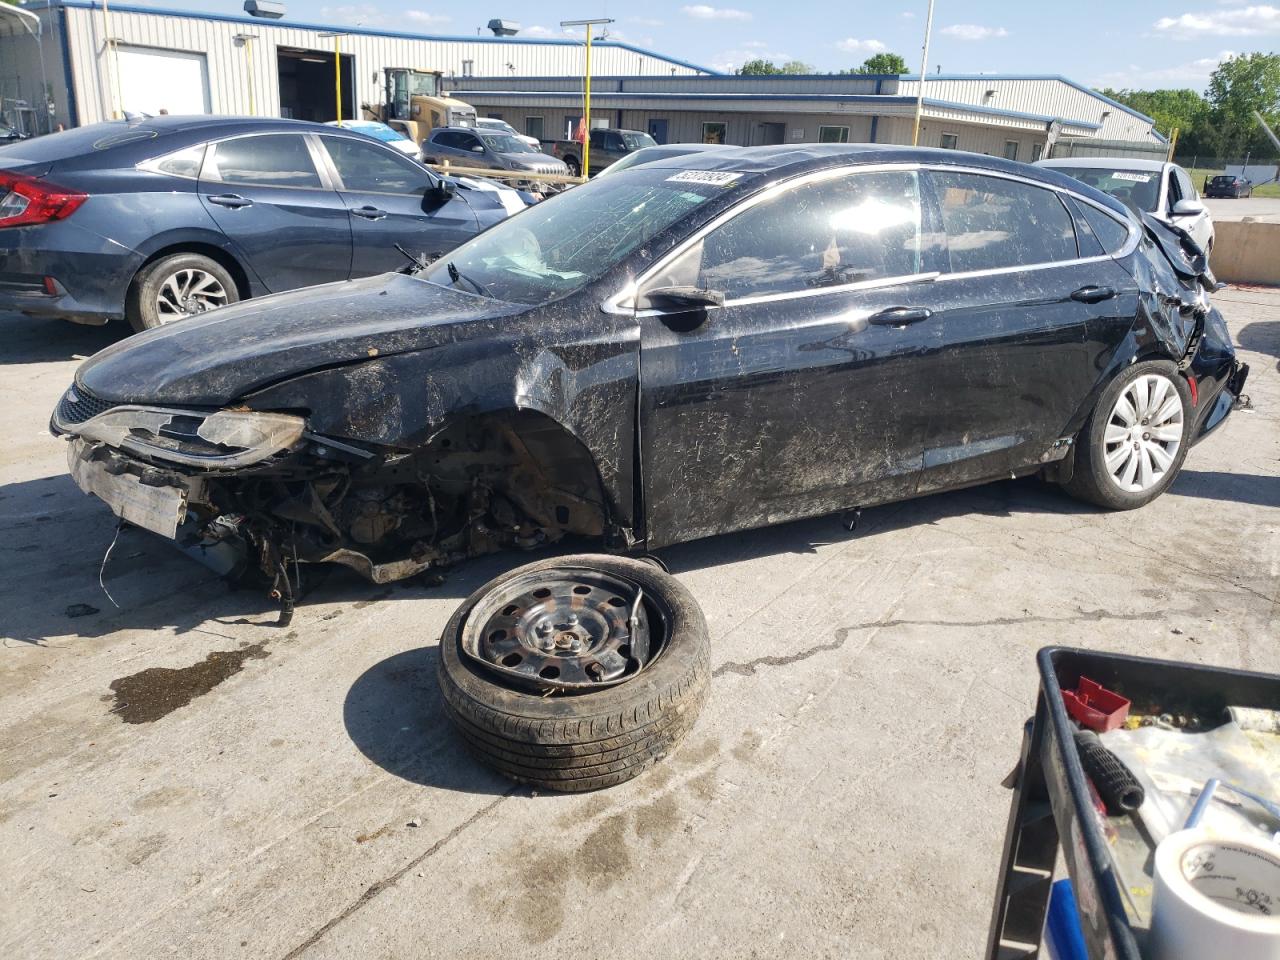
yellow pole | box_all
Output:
[912,0,935,147]
[583,25,593,178]
[1167,126,1179,162]
[334,34,342,125]
[101,0,122,119]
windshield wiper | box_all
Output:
[395,243,431,274]
[446,260,492,298]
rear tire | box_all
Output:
[1062,360,1193,510]
[564,157,581,178]
[127,252,238,333]
[437,554,710,792]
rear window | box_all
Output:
[1210,176,1233,184]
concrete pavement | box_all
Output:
[1,291,1276,959]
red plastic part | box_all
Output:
[1062,676,1130,732]
[0,170,87,229]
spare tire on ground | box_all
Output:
[436,554,710,792]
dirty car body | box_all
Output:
[51,145,1247,605]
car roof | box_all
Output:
[643,143,1133,219]
[1036,156,1168,172]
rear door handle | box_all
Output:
[352,205,387,221]
[207,194,252,209]
[1070,285,1117,304]
[867,306,933,327]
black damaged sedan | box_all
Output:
[52,142,1249,581]
[50,145,1248,784]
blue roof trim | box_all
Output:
[41,0,719,74]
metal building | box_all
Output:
[448,73,1165,160]
[0,0,709,133]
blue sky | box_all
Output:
[133,0,1278,90]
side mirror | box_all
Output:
[1172,198,1205,217]
[471,144,485,154]
[427,178,456,204]
[638,286,725,311]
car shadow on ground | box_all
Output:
[0,312,127,365]
[1172,469,1280,508]
[342,645,516,796]
[1236,320,1279,363]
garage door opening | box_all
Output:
[277,47,354,122]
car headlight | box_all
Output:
[73,406,305,469]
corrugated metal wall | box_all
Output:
[897,78,1160,143]
[60,5,703,125]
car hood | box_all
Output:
[76,272,526,407]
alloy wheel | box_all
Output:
[1103,373,1184,493]
[155,268,230,323]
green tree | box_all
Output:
[738,58,779,75]
[1206,52,1280,155]
[851,52,910,75]
[780,60,814,74]
[1097,86,1211,154]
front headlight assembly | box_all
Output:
[73,406,306,469]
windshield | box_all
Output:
[1051,166,1161,214]
[1210,175,1234,184]
[623,132,658,151]
[421,168,743,305]
[481,133,537,154]
[480,119,518,135]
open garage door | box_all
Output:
[116,46,211,116]
[277,47,354,123]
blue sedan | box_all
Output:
[0,116,522,331]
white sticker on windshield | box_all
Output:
[666,170,743,187]
[1112,171,1154,183]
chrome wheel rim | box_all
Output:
[1103,373,1184,493]
[155,268,229,323]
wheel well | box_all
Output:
[426,410,611,541]
[131,242,252,302]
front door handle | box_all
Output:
[207,194,252,209]
[1070,285,1117,304]
[867,306,933,327]
[352,205,387,221]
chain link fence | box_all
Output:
[1172,154,1280,188]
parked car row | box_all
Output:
[0,116,531,331]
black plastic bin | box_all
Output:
[985,646,1280,960]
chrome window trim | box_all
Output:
[136,143,207,181]
[604,160,1139,316]
[201,132,330,192]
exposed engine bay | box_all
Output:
[57,404,608,623]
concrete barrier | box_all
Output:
[1210,219,1280,286]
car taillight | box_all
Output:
[0,171,87,228]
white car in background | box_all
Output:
[475,117,541,150]
[1036,157,1215,255]
[324,119,420,158]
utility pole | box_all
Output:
[912,0,935,146]
[560,18,613,178]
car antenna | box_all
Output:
[394,242,430,272]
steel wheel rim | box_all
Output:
[155,268,229,323]
[460,567,665,693]
[1103,373,1184,493]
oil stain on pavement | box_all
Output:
[108,641,270,723]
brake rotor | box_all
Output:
[459,566,660,692]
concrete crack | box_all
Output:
[281,790,515,960]
[712,607,1178,678]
